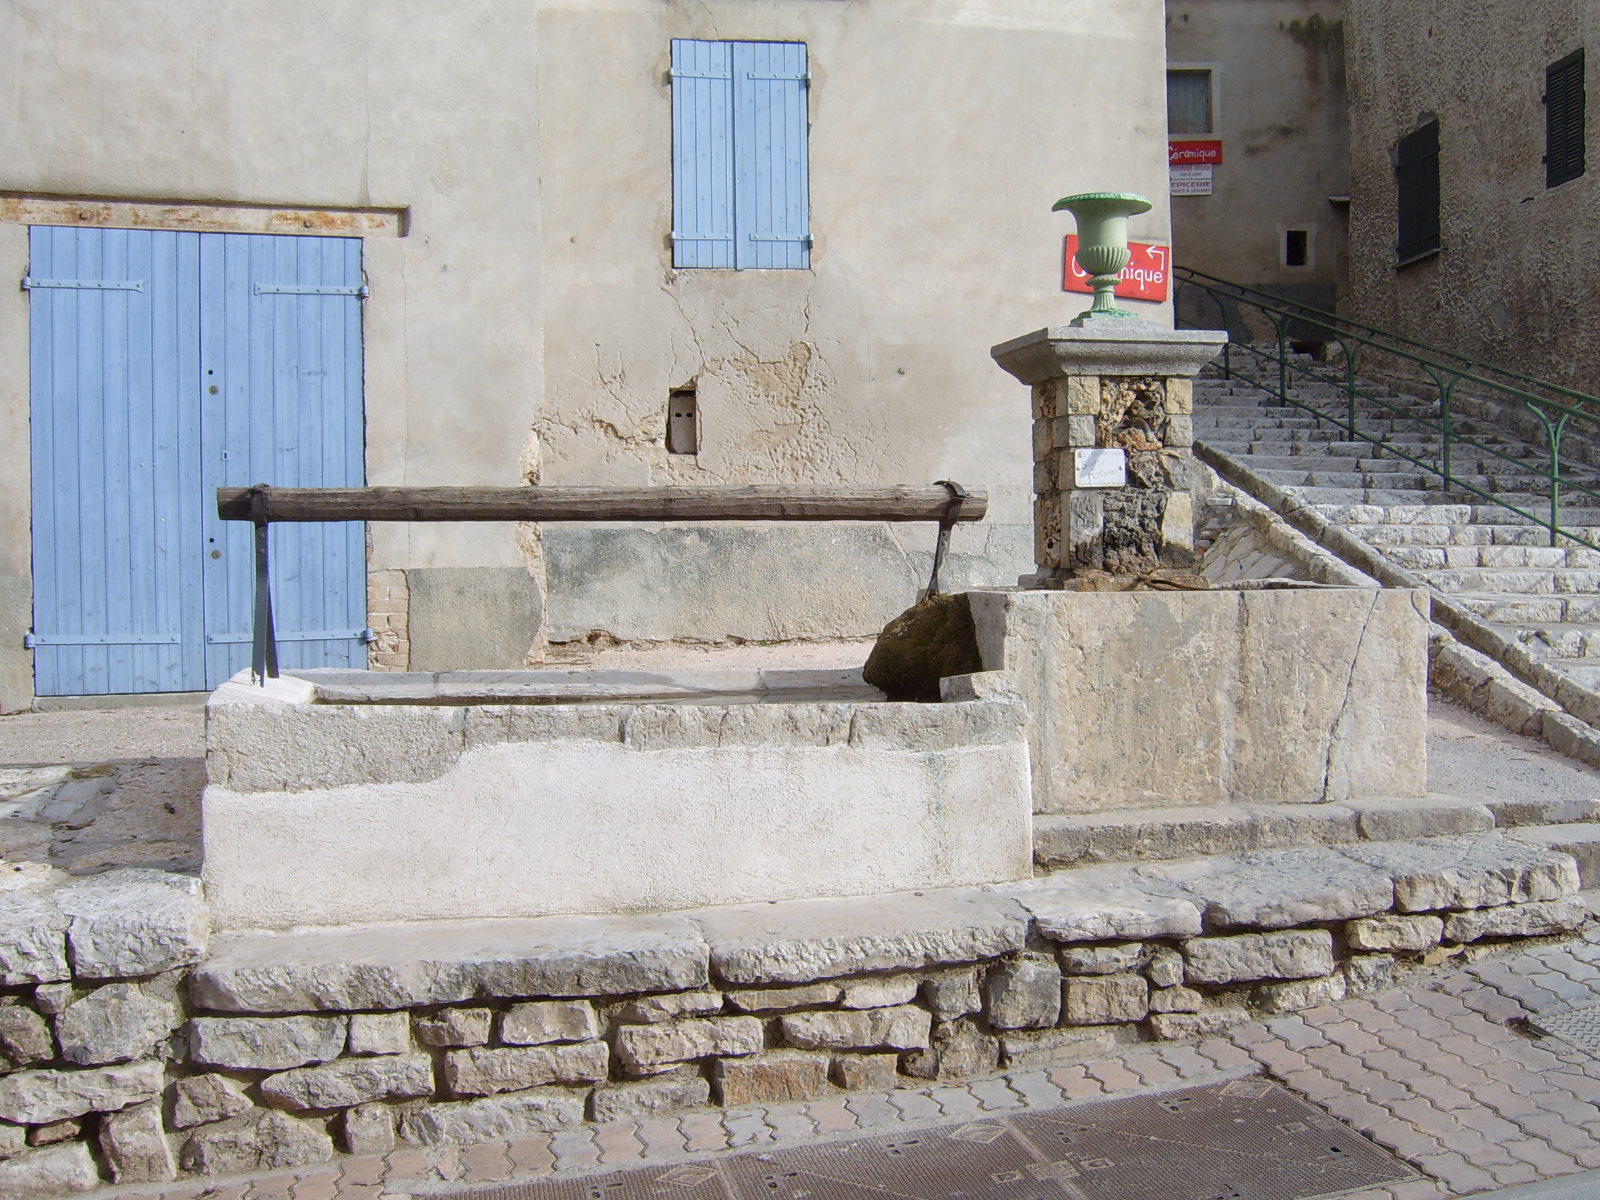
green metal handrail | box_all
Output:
[1175,266,1600,551]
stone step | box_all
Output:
[1546,661,1600,689]
[1450,593,1600,624]
[1408,566,1600,595]
[1383,544,1600,570]
[1311,502,1600,528]
[1032,795,1600,870]
[1255,469,1437,491]
[1342,522,1600,549]
[1496,623,1600,659]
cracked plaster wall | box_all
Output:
[535,0,1172,642]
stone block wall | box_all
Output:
[0,849,1586,1195]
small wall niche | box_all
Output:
[1284,229,1310,268]
[667,386,699,455]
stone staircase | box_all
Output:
[1193,355,1600,691]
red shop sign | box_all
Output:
[1169,139,1224,165]
[1062,236,1171,302]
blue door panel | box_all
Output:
[28,227,366,695]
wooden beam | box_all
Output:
[216,485,987,524]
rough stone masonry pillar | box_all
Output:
[991,322,1226,584]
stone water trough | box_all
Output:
[200,581,1428,934]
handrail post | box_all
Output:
[1334,335,1358,439]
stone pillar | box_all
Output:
[992,322,1225,584]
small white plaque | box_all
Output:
[1073,447,1127,489]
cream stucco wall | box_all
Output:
[0,0,1170,704]
[0,0,543,707]
[1166,0,1350,320]
[1345,0,1600,392]
[534,0,1173,644]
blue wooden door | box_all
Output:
[27,227,366,695]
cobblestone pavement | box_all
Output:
[95,927,1600,1200]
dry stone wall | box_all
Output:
[0,842,1587,1195]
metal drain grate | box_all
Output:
[447,1079,1417,1200]
[1530,1003,1600,1053]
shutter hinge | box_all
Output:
[22,632,35,649]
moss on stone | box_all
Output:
[862,593,983,703]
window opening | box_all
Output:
[1285,230,1309,267]
[1546,49,1586,188]
[1395,120,1440,263]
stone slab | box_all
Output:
[54,869,209,979]
[694,890,1030,986]
[1034,804,1360,869]
[999,868,1204,942]
[1140,848,1394,929]
[1339,836,1580,912]
[189,915,709,1013]
[204,679,1031,929]
[967,586,1429,811]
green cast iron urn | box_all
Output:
[1053,191,1153,321]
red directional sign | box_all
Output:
[1062,236,1171,302]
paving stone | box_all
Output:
[1183,931,1335,984]
[441,1043,609,1097]
[1063,974,1148,1024]
[590,1073,710,1123]
[501,1000,600,1044]
[190,1016,348,1070]
[347,1013,410,1057]
[1257,974,1349,1014]
[260,1053,436,1110]
[1143,849,1394,929]
[997,1025,1124,1069]
[341,1104,397,1156]
[611,993,723,1024]
[190,915,709,1012]
[713,1052,829,1105]
[1340,836,1580,912]
[398,1092,585,1147]
[30,984,73,1018]
[1348,797,1495,840]
[99,1100,176,1183]
[29,1117,81,1146]
[1059,943,1151,976]
[0,893,69,986]
[0,1141,98,1194]
[1444,896,1587,941]
[695,891,1028,985]
[171,1073,254,1129]
[0,1005,52,1069]
[179,1109,334,1175]
[1346,915,1445,953]
[985,955,1062,1029]
[1148,986,1203,1013]
[0,1060,164,1124]
[1147,1008,1253,1039]
[55,983,180,1066]
[616,1016,764,1071]
[920,970,981,1019]
[55,869,209,979]
[838,976,920,1009]
[1344,954,1398,995]
[1003,870,1203,942]
[780,1005,931,1052]
[902,1021,1001,1081]
[1145,948,1184,988]
[830,1054,900,1091]
[724,984,841,1013]
[413,1008,491,1048]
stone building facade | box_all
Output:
[1343,0,1599,392]
[1166,0,1351,320]
[0,0,1174,708]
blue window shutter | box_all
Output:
[671,39,736,268]
[733,41,810,269]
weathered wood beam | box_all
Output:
[216,485,987,524]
